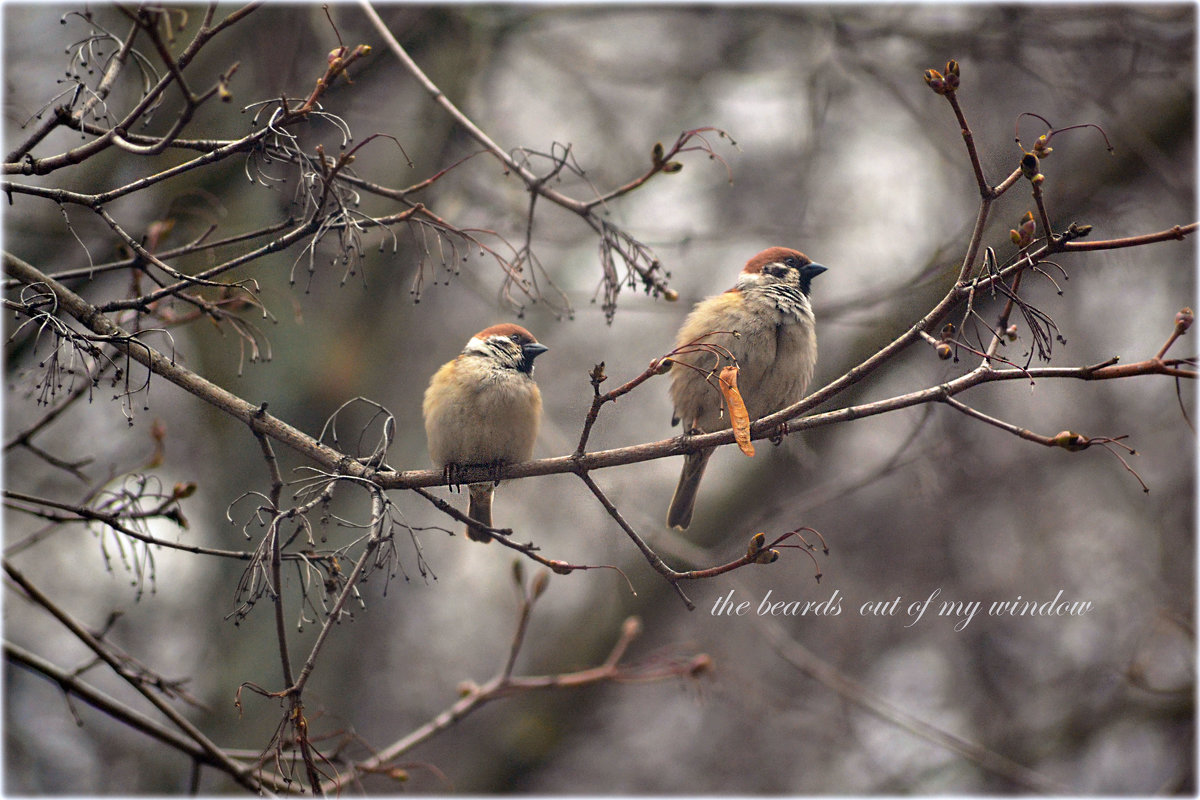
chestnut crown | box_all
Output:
[465,323,548,375]
[739,247,827,296]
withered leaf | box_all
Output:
[718,365,755,457]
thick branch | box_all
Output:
[4,252,366,481]
[9,249,1193,499]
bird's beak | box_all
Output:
[803,263,828,280]
[522,342,549,361]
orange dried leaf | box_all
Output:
[718,365,755,457]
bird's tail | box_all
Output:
[466,483,494,542]
[666,448,714,530]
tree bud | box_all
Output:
[924,69,946,94]
[1052,431,1089,451]
[754,548,780,564]
[1020,153,1040,180]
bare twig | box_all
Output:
[318,598,709,795]
[3,560,267,794]
[358,0,689,308]
[759,617,1069,794]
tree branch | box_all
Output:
[3,560,267,794]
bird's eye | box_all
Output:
[785,256,800,269]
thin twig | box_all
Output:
[758,617,1069,794]
[3,560,268,794]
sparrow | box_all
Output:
[666,247,826,530]
[423,323,548,542]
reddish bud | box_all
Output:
[935,342,953,360]
[1175,307,1194,334]
[687,654,714,678]
[1011,213,1036,247]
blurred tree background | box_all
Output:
[3,2,1195,794]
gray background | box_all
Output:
[4,3,1195,794]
